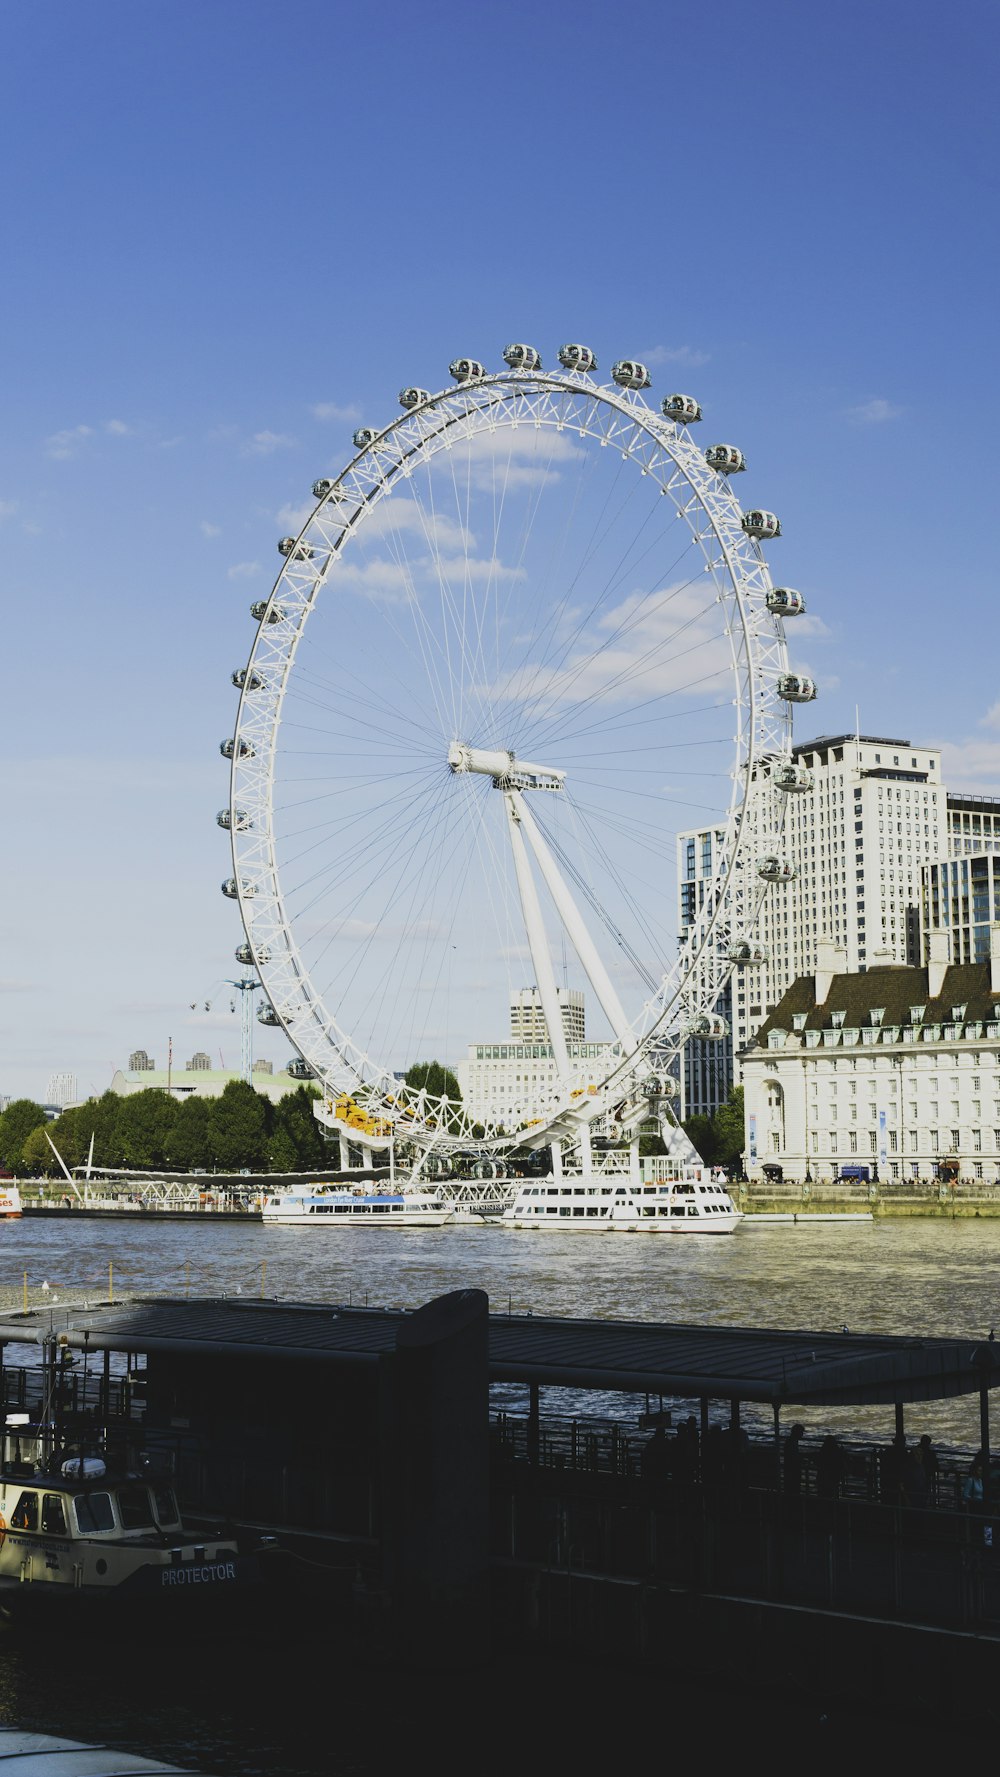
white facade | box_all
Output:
[109,1067,306,1105]
[455,1040,617,1129]
[741,931,1000,1184]
[46,1073,77,1110]
[734,733,945,1071]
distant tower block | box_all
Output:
[128,1050,155,1073]
[510,987,585,1043]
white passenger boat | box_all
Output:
[497,1170,742,1234]
[0,1185,21,1218]
[261,1181,454,1227]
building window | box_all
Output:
[950,1130,960,1151]
[910,1131,918,1151]
[849,1132,858,1153]
[974,1129,982,1152]
[889,1131,898,1152]
[869,1132,878,1153]
[830,1135,838,1152]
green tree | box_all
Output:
[682,1113,719,1167]
[207,1080,270,1170]
[168,1097,211,1171]
[712,1086,745,1174]
[269,1086,325,1171]
[0,1099,49,1174]
[404,1061,462,1101]
[117,1089,179,1168]
[20,1123,59,1178]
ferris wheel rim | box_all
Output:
[225,359,795,1149]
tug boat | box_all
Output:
[0,1414,264,1625]
[497,1169,742,1234]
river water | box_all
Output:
[1,1213,998,1769]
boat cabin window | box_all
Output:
[74,1491,116,1533]
[9,1490,37,1531]
[152,1486,181,1527]
[118,1485,157,1530]
[41,1494,67,1535]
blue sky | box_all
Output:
[3,0,998,1103]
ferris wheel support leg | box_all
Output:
[505,794,571,1079]
[339,1131,351,1170]
[629,1137,641,1186]
[510,792,631,1044]
[660,1109,704,1167]
[550,1141,563,1180]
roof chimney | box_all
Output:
[927,929,949,998]
[814,938,847,1005]
[991,924,1000,996]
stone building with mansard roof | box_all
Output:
[740,928,1000,1185]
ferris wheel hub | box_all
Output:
[447,742,565,792]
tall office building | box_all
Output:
[46,1072,77,1109]
[509,987,585,1043]
[128,1049,155,1072]
[186,1052,212,1072]
[678,736,947,1096]
[677,824,733,1118]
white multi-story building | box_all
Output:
[46,1073,77,1109]
[741,930,1000,1184]
[946,792,1000,857]
[733,733,945,1070]
[677,824,733,1119]
[509,987,585,1043]
[923,853,1000,966]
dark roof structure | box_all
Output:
[755,960,1000,1045]
[1,1296,999,1412]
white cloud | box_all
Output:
[495,582,731,710]
[846,398,902,425]
[980,703,1000,731]
[200,521,221,538]
[45,425,94,460]
[242,430,296,457]
[105,419,133,437]
[311,401,362,422]
[0,979,35,994]
[0,500,17,523]
[275,501,313,531]
[936,735,1000,791]
[642,345,711,369]
[226,561,261,581]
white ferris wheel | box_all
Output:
[220,343,816,1164]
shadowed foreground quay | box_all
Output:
[2,1293,1000,1748]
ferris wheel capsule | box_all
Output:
[728,938,770,964]
[221,877,257,900]
[286,1057,317,1079]
[217,808,252,831]
[758,853,796,883]
[398,387,431,410]
[232,668,263,692]
[777,673,817,703]
[449,359,485,383]
[503,343,542,370]
[662,393,701,423]
[278,537,314,560]
[353,428,379,450]
[766,586,806,617]
[705,444,746,474]
[558,343,598,373]
[250,601,285,625]
[611,360,651,390]
[773,759,814,793]
[685,1013,730,1040]
[312,478,345,500]
[220,737,254,759]
[257,1004,282,1026]
[236,942,270,965]
[742,510,781,540]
